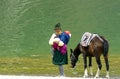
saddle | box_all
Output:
[80,32,103,47]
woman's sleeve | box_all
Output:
[49,33,56,45]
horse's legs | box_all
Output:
[104,55,109,78]
[95,57,102,78]
[83,55,88,77]
[89,57,93,76]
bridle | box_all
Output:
[71,53,78,62]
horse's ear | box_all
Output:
[70,48,73,53]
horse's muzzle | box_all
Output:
[70,64,75,68]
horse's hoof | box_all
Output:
[83,76,85,78]
[94,76,99,79]
[83,76,86,78]
[106,75,110,79]
[94,77,96,79]
[90,73,93,76]
[94,77,97,79]
[83,75,88,78]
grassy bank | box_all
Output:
[0,0,120,77]
[0,0,120,56]
[0,55,119,77]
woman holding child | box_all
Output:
[49,23,71,76]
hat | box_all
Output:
[54,23,62,30]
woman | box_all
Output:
[49,23,71,76]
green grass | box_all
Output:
[0,55,119,77]
[0,0,120,76]
[0,0,120,56]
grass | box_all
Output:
[0,0,120,77]
[0,0,120,56]
[0,54,119,77]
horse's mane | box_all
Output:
[99,36,107,41]
[74,43,81,56]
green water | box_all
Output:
[0,0,120,57]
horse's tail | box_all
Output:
[100,36,109,57]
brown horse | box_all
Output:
[70,35,109,78]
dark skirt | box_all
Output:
[52,50,68,65]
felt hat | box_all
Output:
[54,23,62,30]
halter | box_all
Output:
[71,53,78,62]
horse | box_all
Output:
[70,35,109,78]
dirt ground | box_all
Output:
[0,75,119,79]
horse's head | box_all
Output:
[70,48,78,68]
[70,43,81,68]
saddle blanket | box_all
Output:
[80,33,103,47]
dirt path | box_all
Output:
[0,75,118,79]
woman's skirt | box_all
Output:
[52,50,68,65]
